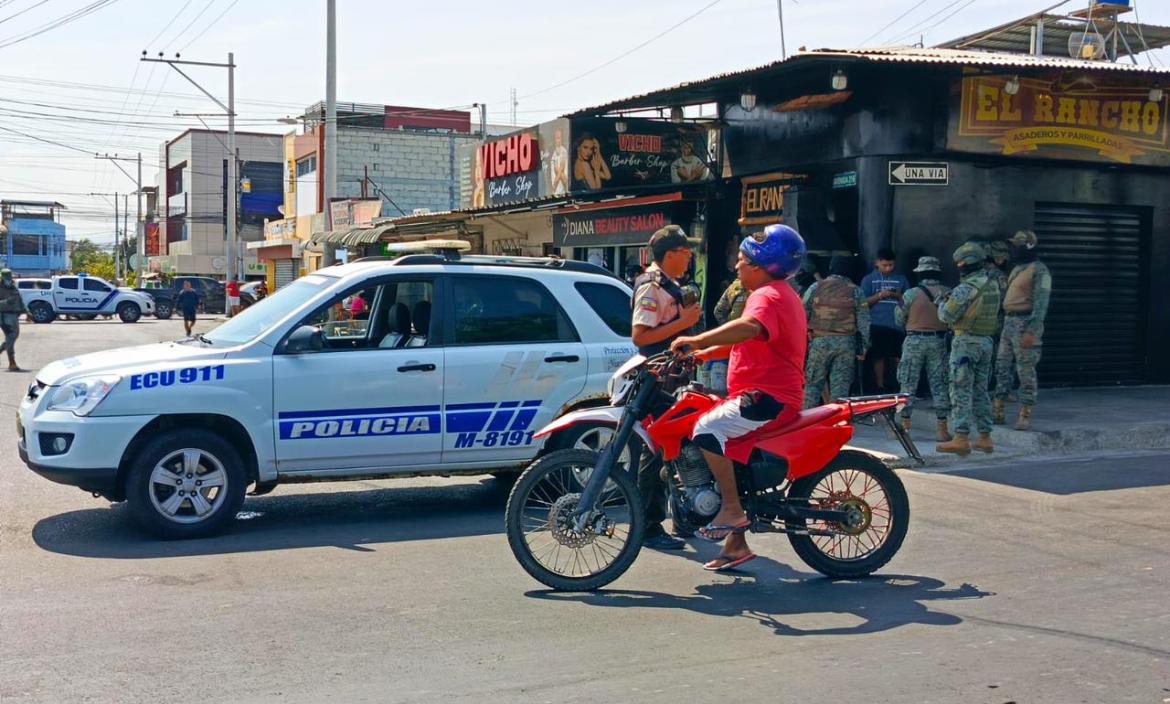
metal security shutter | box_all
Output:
[274,260,296,290]
[1033,202,1150,385]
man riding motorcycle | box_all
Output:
[671,223,807,571]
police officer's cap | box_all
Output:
[912,256,942,273]
[648,225,699,261]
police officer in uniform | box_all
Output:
[0,268,25,371]
[993,230,1052,431]
[631,225,702,549]
[801,256,869,408]
[894,256,952,441]
[936,242,1002,455]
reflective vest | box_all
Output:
[632,268,686,356]
[809,276,857,335]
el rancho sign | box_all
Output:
[948,71,1170,166]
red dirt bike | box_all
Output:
[505,352,922,591]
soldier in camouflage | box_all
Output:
[993,230,1052,431]
[0,268,25,371]
[894,256,952,441]
[801,256,869,408]
[936,242,1001,455]
[984,240,1010,395]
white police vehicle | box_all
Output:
[22,273,155,324]
[18,242,636,538]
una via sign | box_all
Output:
[889,161,949,186]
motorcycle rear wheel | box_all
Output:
[785,450,909,579]
[506,449,644,591]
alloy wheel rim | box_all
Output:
[148,448,228,524]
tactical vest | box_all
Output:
[809,276,857,335]
[956,274,1001,337]
[0,284,22,314]
[906,283,948,332]
[1003,263,1036,313]
[632,268,685,356]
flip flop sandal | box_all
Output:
[697,521,752,542]
[703,552,757,572]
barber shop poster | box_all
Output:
[570,118,715,191]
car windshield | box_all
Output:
[202,274,337,346]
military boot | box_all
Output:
[992,399,1006,425]
[1014,406,1033,431]
[972,432,994,453]
[936,418,953,442]
[6,349,19,372]
[901,417,912,433]
[936,432,971,456]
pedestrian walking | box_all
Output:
[0,269,26,371]
[894,256,952,441]
[861,248,910,392]
[226,277,241,316]
[630,225,703,549]
[802,256,869,409]
[993,230,1052,431]
[936,242,1002,455]
[176,280,200,337]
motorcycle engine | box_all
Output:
[671,444,721,523]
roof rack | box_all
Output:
[350,253,620,279]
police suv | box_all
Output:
[18,242,636,538]
[21,273,155,324]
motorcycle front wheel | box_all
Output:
[785,450,910,579]
[506,449,644,591]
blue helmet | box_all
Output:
[740,224,806,279]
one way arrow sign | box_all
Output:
[889,161,949,186]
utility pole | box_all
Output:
[114,193,120,277]
[95,154,143,279]
[142,52,237,315]
[136,153,143,281]
[123,193,130,278]
[776,0,787,59]
[323,0,338,267]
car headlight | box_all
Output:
[47,375,121,416]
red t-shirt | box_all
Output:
[226,280,240,297]
[727,280,807,411]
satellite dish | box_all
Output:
[1068,30,1108,60]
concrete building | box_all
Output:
[254,103,484,280]
[0,200,67,276]
[153,129,283,277]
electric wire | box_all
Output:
[0,0,123,50]
[144,0,194,51]
[859,0,936,46]
[886,0,975,45]
[178,0,240,53]
[0,0,49,28]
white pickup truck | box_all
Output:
[20,274,155,324]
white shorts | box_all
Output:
[227,296,240,306]
[692,391,788,454]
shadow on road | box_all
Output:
[528,573,991,637]
[32,478,513,559]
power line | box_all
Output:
[0,0,124,50]
[520,0,727,99]
[860,0,935,46]
[179,0,240,52]
[886,0,973,45]
[0,0,49,27]
[145,0,195,51]
[162,0,217,51]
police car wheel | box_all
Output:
[125,429,247,539]
[553,422,641,486]
[28,301,55,324]
[117,302,141,323]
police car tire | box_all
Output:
[117,302,141,323]
[551,422,642,474]
[155,302,173,320]
[125,429,247,539]
[28,301,55,324]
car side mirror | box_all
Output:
[284,325,325,354]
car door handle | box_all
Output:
[397,363,436,373]
[544,354,579,363]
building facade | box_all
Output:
[153,129,284,277]
[0,200,67,276]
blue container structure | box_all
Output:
[0,200,68,276]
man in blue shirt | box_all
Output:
[176,280,200,337]
[861,248,909,392]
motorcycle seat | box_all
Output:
[750,404,843,440]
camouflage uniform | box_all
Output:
[995,231,1052,421]
[802,275,869,408]
[937,245,1001,441]
[894,263,951,423]
[984,240,1009,393]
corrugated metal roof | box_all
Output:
[567,46,1170,116]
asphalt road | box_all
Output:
[2,317,1167,703]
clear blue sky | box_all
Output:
[1,0,1167,242]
